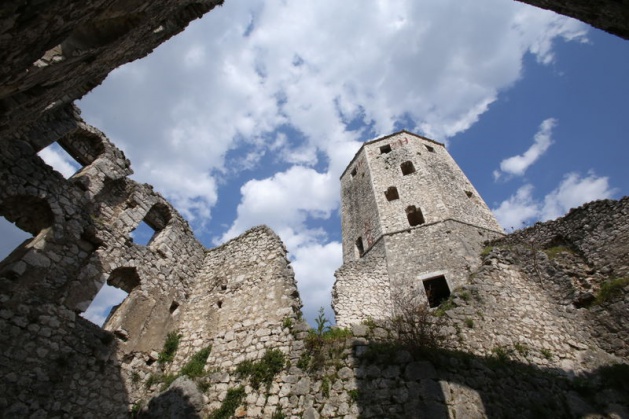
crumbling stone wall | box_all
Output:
[0,0,224,141]
[517,0,629,40]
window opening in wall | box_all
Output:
[465,190,473,198]
[355,237,365,257]
[351,167,357,177]
[131,202,172,246]
[82,267,140,327]
[385,186,399,201]
[130,220,156,246]
[0,216,32,262]
[217,301,223,309]
[221,284,227,291]
[423,275,450,308]
[38,142,82,179]
[406,205,425,226]
[400,161,416,175]
[379,144,392,154]
[425,144,435,153]
[169,301,180,314]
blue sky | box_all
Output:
[1,0,627,326]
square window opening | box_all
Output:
[401,161,416,175]
[425,145,435,153]
[379,144,392,154]
[423,275,450,308]
[385,186,399,201]
[0,216,33,262]
[81,283,128,327]
[130,220,156,246]
[406,205,425,226]
[38,142,82,179]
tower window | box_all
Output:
[351,167,357,177]
[425,145,435,153]
[422,275,450,308]
[406,206,425,226]
[379,144,392,154]
[400,161,415,175]
[384,186,399,201]
[355,237,365,257]
[465,190,473,198]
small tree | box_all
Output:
[387,290,446,351]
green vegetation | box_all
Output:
[491,346,513,363]
[235,348,286,390]
[208,386,246,419]
[348,389,360,403]
[514,342,529,357]
[480,245,494,257]
[433,297,456,317]
[464,318,474,329]
[271,408,286,419]
[300,308,352,371]
[180,346,212,378]
[362,316,378,331]
[321,376,330,397]
[282,317,293,330]
[540,348,553,360]
[131,371,140,383]
[543,245,574,259]
[158,331,182,364]
[595,277,629,305]
[459,291,471,302]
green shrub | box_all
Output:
[464,318,474,329]
[321,376,330,397]
[282,317,293,330]
[209,386,246,419]
[160,373,178,390]
[181,346,212,378]
[540,348,553,360]
[480,246,494,257]
[595,277,629,305]
[491,346,512,363]
[514,342,529,357]
[236,349,286,390]
[433,297,456,317]
[543,245,573,259]
[348,389,359,403]
[271,408,286,419]
[158,331,182,364]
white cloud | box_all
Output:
[81,284,127,327]
[76,0,589,324]
[291,241,343,325]
[38,143,81,178]
[0,217,31,261]
[496,118,556,179]
[493,172,616,230]
[541,172,616,220]
[493,184,540,230]
[79,0,587,223]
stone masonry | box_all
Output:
[333,131,504,327]
[0,1,628,417]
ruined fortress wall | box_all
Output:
[176,226,301,370]
[0,0,224,141]
[383,220,504,298]
[0,115,210,416]
[517,0,629,40]
[332,240,391,328]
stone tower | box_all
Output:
[332,131,504,326]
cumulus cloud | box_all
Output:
[38,143,81,178]
[82,285,127,327]
[76,0,588,323]
[0,218,31,261]
[495,118,556,180]
[493,172,616,230]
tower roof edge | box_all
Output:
[339,130,445,179]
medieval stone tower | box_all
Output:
[333,131,504,326]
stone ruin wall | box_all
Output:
[517,0,629,40]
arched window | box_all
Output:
[401,161,415,175]
[406,205,425,226]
